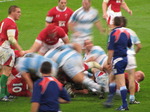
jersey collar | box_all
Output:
[56,6,67,12]
[7,16,15,22]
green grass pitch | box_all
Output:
[0,0,150,112]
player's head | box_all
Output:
[82,0,91,11]
[84,39,93,51]
[113,16,127,27]
[47,24,57,33]
[40,61,52,75]
[135,71,145,82]
[120,16,127,27]
[58,0,67,10]
[8,5,21,20]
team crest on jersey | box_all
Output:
[65,14,68,17]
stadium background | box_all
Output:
[0,0,150,112]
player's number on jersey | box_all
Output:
[12,86,22,93]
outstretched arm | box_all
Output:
[26,40,42,53]
[95,20,106,33]
[61,35,70,44]
[121,2,132,15]
[102,1,108,19]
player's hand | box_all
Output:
[19,51,26,57]
[24,50,32,54]
[105,62,112,71]
[103,13,108,20]
[128,9,132,15]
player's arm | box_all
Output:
[68,20,76,33]
[31,80,41,112]
[68,21,81,37]
[22,72,33,91]
[84,56,95,63]
[61,35,70,44]
[135,43,142,54]
[45,10,54,27]
[45,16,53,27]
[71,43,82,53]
[121,1,132,15]
[58,97,70,103]
[31,102,39,112]
[94,20,106,33]
[59,87,71,103]
[107,50,114,65]
[102,0,108,19]
[26,39,42,53]
[106,33,114,69]
[7,29,24,56]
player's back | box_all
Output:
[32,77,63,111]
[16,53,58,77]
[84,46,107,65]
[123,27,141,55]
[45,45,79,67]
[108,27,132,57]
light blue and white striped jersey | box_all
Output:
[68,7,99,37]
[44,45,81,67]
[124,28,141,55]
[84,46,107,66]
[16,53,58,77]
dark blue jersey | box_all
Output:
[31,76,70,112]
[108,27,132,57]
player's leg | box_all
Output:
[103,73,116,107]
[115,74,128,110]
[0,49,15,101]
[62,57,103,93]
[126,55,140,104]
[73,72,103,93]
[115,57,129,110]
[127,69,135,100]
[0,65,12,100]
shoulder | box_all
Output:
[3,18,16,27]
[48,77,63,88]
[34,78,43,85]
[90,7,98,13]
[47,7,57,14]
[125,28,138,37]
[73,7,83,14]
